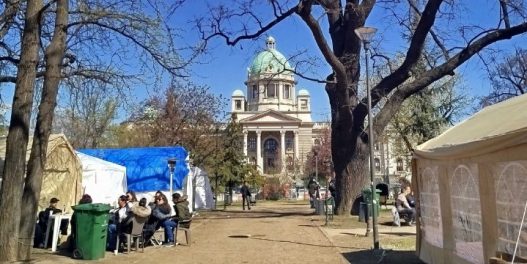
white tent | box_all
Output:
[76,152,127,205]
[183,167,214,211]
[413,93,527,264]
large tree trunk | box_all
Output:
[332,125,370,215]
[0,0,43,261]
[18,0,68,260]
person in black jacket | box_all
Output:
[240,181,251,210]
[34,198,63,248]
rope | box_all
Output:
[512,198,527,263]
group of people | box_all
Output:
[34,190,192,252]
[106,190,192,250]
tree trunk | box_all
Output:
[18,0,68,260]
[332,128,370,215]
[0,0,42,261]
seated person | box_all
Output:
[396,185,416,225]
[107,195,131,251]
[151,194,173,246]
[68,194,92,251]
[34,197,63,248]
[120,198,151,234]
[160,193,192,247]
[406,191,416,208]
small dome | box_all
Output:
[232,89,244,97]
[298,89,310,96]
[249,37,292,75]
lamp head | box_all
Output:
[354,26,377,42]
[168,158,176,171]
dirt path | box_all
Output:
[32,202,347,264]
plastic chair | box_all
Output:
[116,216,147,254]
[174,219,192,246]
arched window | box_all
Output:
[264,138,278,154]
[396,158,404,171]
[374,158,381,172]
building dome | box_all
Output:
[249,36,292,75]
[232,89,244,97]
[298,89,310,96]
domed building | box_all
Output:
[231,37,412,186]
[231,37,321,176]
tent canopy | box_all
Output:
[0,134,82,212]
[415,93,527,159]
[413,94,527,264]
[76,152,127,205]
[79,146,188,192]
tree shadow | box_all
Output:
[378,231,416,237]
[249,237,361,250]
[342,249,425,264]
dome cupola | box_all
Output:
[249,36,292,76]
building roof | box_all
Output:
[415,93,527,159]
[249,36,292,75]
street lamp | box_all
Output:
[314,150,319,199]
[168,158,176,195]
[355,26,379,250]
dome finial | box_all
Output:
[266,36,276,50]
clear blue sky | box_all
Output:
[177,1,527,122]
[1,1,526,124]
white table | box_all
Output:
[44,213,72,252]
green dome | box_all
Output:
[249,37,292,75]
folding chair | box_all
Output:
[143,216,162,247]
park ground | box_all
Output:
[30,201,424,264]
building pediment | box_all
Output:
[239,109,301,124]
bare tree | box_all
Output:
[479,47,527,107]
[0,0,42,261]
[0,0,202,261]
[198,0,527,214]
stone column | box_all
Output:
[243,130,248,157]
[280,130,286,173]
[294,130,299,160]
[256,130,263,173]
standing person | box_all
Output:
[240,181,251,211]
[308,178,319,208]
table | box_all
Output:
[44,213,72,252]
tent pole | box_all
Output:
[512,198,527,263]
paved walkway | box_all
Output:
[31,202,420,264]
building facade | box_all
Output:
[231,37,411,183]
[231,37,324,176]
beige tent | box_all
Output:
[413,93,527,264]
[0,134,82,213]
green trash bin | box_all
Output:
[362,188,381,218]
[72,203,111,260]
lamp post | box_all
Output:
[355,26,379,250]
[314,151,319,199]
[168,158,176,195]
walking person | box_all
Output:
[240,181,251,210]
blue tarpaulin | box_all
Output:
[78,146,189,192]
